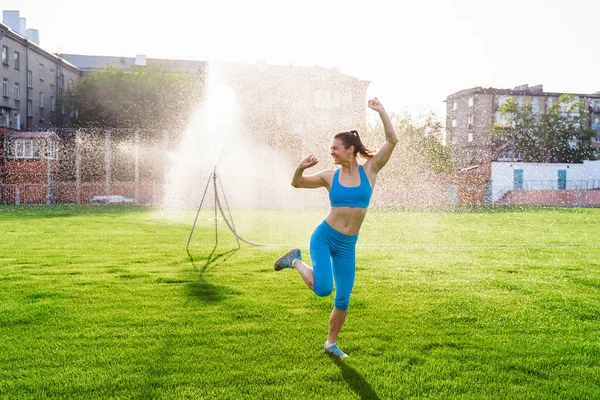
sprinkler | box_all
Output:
[186,166,266,256]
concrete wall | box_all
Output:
[491,160,600,201]
[503,189,600,206]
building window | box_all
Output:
[27,100,32,116]
[0,109,8,127]
[468,97,474,107]
[468,133,473,142]
[27,70,32,88]
[50,69,55,86]
[14,51,20,70]
[51,96,55,112]
[593,100,600,109]
[467,115,474,127]
[560,97,579,114]
[452,101,457,111]
[39,92,44,108]
[14,82,20,101]
[466,184,477,191]
[497,95,508,107]
[2,78,8,97]
[7,138,42,159]
[47,140,58,160]
[2,46,7,65]
[451,119,457,128]
[59,74,64,89]
[592,116,600,131]
[496,112,509,126]
[547,98,554,110]
[39,63,44,81]
[69,79,73,90]
[532,97,539,113]
[517,97,524,106]
[13,113,20,129]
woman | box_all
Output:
[274,97,398,357]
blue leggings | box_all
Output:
[310,220,358,311]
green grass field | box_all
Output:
[1,205,599,399]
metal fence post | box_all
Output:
[75,130,81,204]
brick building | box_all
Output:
[0,128,60,203]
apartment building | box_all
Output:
[1,11,80,131]
[446,84,600,169]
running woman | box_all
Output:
[274,97,398,357]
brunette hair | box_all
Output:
[333,130,374,159]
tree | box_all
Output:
[58,65,204,184]
[367,113,454,178]
[69,64,203,134]
[492,94,596,163]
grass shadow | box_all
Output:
[185,277,242,303]
[329,355,380,400]
[187,246,239,273]
[185,245,240,303]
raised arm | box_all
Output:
[367,98,398,173]
[291,155,331,189]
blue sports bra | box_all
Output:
[329,165,373,208]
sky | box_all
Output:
[4,0,600,119]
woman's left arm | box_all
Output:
[367,98,398,173]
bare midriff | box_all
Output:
[325,207,368,236]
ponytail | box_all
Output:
[333,130,374,159]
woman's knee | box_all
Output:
[334,295,350,311]
[314,282,333,297]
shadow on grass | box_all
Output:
[329,355,380,400]
[187,245,239,273]
[185,245,240,303]
[185,278,242,303]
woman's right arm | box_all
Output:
[291,155,328,189]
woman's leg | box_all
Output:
[328,237,357,344]
[293,259,315,290]
[327,308,348,344]
[309,223,334,297]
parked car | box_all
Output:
[91,195,136,205]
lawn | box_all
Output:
[0,205,599,399]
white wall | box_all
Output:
[491,161,600,201]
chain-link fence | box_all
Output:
[0,184,47,205]
[0,182,160,205]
